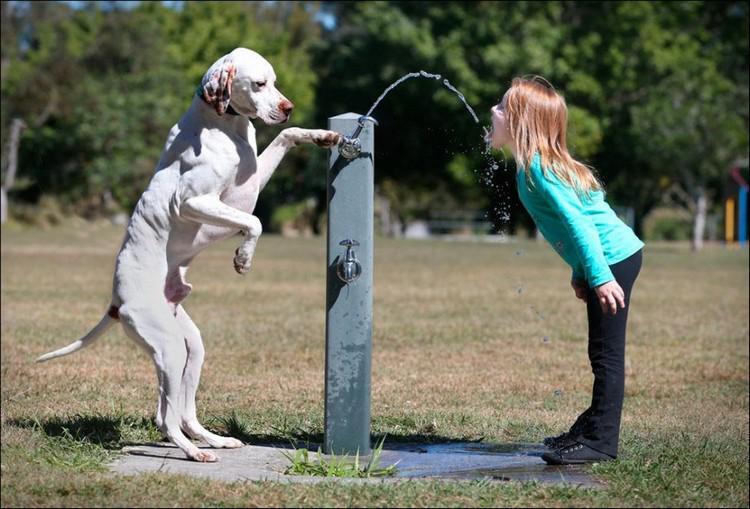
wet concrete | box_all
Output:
[108,441,603,488]
[379,442,602,487]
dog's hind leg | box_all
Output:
[175,306,244,449]
[119,303,218,462]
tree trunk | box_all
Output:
[691,187,707,252]
[0,187,7,225]
[1,118,27,224]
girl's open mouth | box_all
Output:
[483,125,493,142]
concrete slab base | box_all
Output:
[108,441,604,488]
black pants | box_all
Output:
[570,249,642,458]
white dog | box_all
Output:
[36,48,340,462]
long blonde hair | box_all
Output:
[504,76,601,194]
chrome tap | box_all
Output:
[336,239,362,284]
[337,116,379,159]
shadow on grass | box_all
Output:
[8,414,163,450]
[216,413,487,452]
[9,412,489,453]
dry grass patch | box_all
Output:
[2,223,748,507]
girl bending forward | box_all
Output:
[487,76,644,465]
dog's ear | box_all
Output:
[200,56,237,116]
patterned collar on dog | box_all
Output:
[196,86,240,116]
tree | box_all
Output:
[562,1,749,243]
[313,1,748,240]
[313,1,598,234]
[1,118,26,224]
[631,70,747,250]
[613,2,749,249]
[1,1,73,221]
[2,1,326,224]
[1,0,747,243]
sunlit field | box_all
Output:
[2,222,748,507]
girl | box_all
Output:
[486,76,644,465]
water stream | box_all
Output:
[363,71,513,229]
[365,70,479,123]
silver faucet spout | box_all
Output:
[338,116,378,160]
[358,115,379,128]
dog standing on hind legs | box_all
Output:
[36,48,341,462]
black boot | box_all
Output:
[543,408,592,449]
[542,441,615,465]
[543,431,578,449]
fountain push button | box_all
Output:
[336,239,362,284]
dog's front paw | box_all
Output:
[233,246,253,274]
[311,129,341,148]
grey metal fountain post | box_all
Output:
[324,113,378,455]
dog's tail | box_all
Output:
[36,305,119,363]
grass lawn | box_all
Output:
[1,221,748,507]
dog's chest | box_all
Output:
[220,158,260,214]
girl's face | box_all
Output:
[486,93,512,150]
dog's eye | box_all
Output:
[254,81,267,88]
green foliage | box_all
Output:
[10,194,67,227]
[270,198,318,234]
[314,1,748,233]
[2,1,323,219]
[643,207,693,241]
[1,1,747,235]
[566,106,602,162]
[282,436,399,478]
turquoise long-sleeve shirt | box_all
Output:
[517,154,644,288]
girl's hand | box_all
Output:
[571,279,587,301]
[594,280,626,315]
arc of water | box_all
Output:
[358,70,512,229]
[365,70,479,124]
